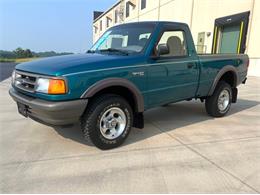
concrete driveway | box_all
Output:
[0,76,259,193]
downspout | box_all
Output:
[246,0,255,55]
[190,0,194,30]
[137,0,140,21]
[158,0,161,21]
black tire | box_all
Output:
[205,81,232,117]
[80,94,133,150]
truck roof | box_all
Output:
[113,21,189,28]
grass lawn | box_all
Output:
[0,58,15,63]
[0,57,39,63]
[15,57,39,63]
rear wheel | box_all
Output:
[81,94,133,150]
[205,81,232,117]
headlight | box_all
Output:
[11,70,16,84]
[36,78,66,94]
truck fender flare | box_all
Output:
[81,78,144,112]
[208,65,239,96]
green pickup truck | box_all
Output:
[9,21,249,149]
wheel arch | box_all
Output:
[208,65,239,96]
[81,78,144,113]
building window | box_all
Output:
[106,18,109,28]
[114,10,118,23]
[94,26,98,34]
[100,20,102,31]
[141,0,146,10]
[125,1,135,18]
[106,17,111,28]
[126,3,130,18]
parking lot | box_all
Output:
[0,75,259,193]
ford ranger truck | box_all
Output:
[9,21,249,149]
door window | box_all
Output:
[156,30,187,57]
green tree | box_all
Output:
[13,47,33,58]
[13,47,24,58]
[24,49,33,58]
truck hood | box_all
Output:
[15,53,136,76]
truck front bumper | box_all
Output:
[9,88,88,126]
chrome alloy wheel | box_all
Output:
[99,107,127,140]
[217,89,230,111]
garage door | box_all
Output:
[219,25,240,54]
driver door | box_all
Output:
[147,27,199,107]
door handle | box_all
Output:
[187,63,194,69]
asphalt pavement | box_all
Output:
[0,75,259,193]
[0,63,17,82]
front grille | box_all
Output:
[14,71,37,93]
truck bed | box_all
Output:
[196,53,249,97]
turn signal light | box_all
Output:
[48,79,66,94]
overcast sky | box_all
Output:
[0,0,117,53]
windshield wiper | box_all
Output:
[99,48,129,56]
[86,50,96,54]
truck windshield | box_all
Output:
[89,23,155,55]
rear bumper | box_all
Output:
[9,88,88,126]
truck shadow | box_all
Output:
[53,99,260,148]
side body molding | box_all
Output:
[81,78,145,112]
[208,65,239,96]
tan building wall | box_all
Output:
[93,0,260,76]
[246,0,260,76]
[247,0,260,58]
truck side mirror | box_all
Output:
[158,44,169,56]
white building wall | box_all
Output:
[159,0,193,25]
[139,0,160,19]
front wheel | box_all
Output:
[81,94,133,150]
[205,81,232,117]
